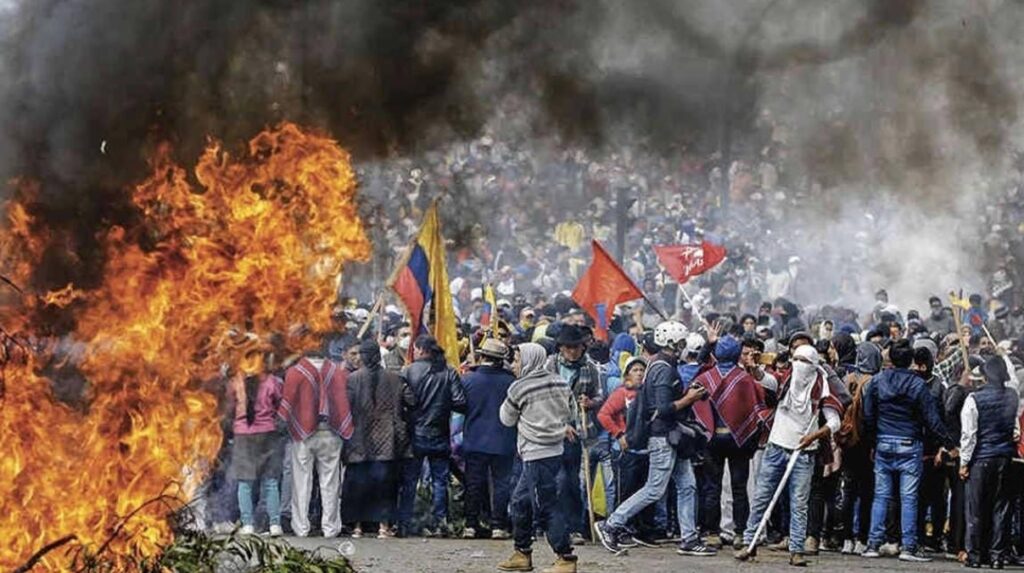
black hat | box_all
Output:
[556,324,588,346]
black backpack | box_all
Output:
[624,360,669,450]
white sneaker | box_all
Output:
[854,541,868,555]
[268,524,284,537]
[462,527,477,539]
[239,524,256,535]
[841,540,855,555]
[879,542,900,557]
[491,528,511,540]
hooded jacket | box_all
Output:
[501,343,572,461]
[862,367,955,449]
[403,357,467,453]
[837,342,882,448]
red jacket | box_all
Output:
[598,386,636,438]
[278,357,353,442]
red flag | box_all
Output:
[653,241,727,285]
[572,240,644,340]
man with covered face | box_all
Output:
[735,344,844,567]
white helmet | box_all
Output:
[684,332,706,357]
[654,320,689,349]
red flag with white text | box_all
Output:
[653,241,727,285]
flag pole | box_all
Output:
[639,290,668,321]
[948,291,971,370]
[678,284,708,327]
[358,291,386,339]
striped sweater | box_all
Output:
[500,343,573,461]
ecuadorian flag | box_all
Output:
[388,202,460,366]
[481,284,498,332]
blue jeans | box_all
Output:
[607,437,699,543]
[744,443,814,553]
[398,452,450,529]
[868,436,923,551]
[511,455,572,556]
[238,478,281,526]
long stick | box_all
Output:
[639,290,668,321]
[981,323,1000,349]
[678,284,708,327]
[579,400,597,540]
[948,291,971,372]
[745,414,819,554]
[358,291,386,339]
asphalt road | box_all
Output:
[284,536,973,573]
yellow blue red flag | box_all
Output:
[388,202,460,366]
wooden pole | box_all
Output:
[948,291,971,372]
[579,400,597,540]
[358,291,386,339]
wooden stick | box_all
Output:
[745,414,818,554]
[948,291,971,371]
[678,284,708,327]
[579,400,597,540]
[13,535,76,573]
[982,323,1000,349]
[639,290,668,321]
[358,292,386,339]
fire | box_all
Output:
[0,123,370,570]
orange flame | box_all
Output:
[0,123,370,570]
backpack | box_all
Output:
[624,360,669,450]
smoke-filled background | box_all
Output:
[1,0,1023,313]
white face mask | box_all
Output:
[398,335,411,351]
[792,360,817,382]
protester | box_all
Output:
[397,335,467,537]
[861,339,957,562]
[960,356,1020,568]
[692,334,769,549]
[229,352,285,536]
[277,339,354,538]
[498,342,577,573]
[461,338,517,540]
[597,356,655,541]
[735,344,843,567]
[342,339,416,539]
[545,324,605,545]
[594,320,716,557]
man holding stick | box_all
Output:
[735,345,844,567]
[545,324,605,545]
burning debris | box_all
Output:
[0,123,370,570]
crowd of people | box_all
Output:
[194,281,1024,573]
[188,124,1024,573]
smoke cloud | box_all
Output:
[0,0,1021,309]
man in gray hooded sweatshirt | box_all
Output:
[498,343,577,573]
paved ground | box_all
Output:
[284,536,973,573]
